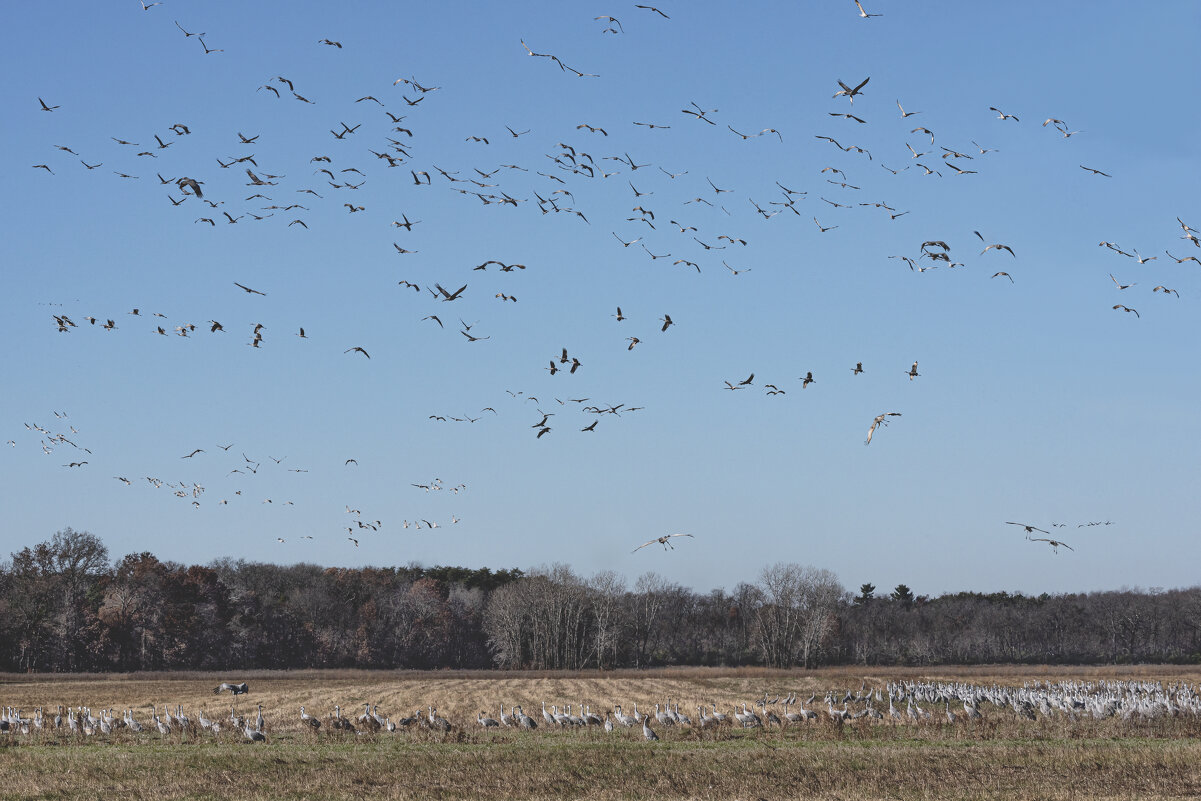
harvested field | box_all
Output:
[3,666,1201,800]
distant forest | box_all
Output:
[3,529,1199,673]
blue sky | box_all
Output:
[3,0,1198,597]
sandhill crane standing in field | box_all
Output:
[517,707,538,729]
[230,706,247,729]
[428,707,451,731]
[300,707,321,731]
[736,704,762,727]
[330,705,355,732]
[359,704,381,732]
[800,696,821,721]
[642,717,659,741]
[759,706,787,730]
[154,706,171,736]
[478,711,500,727]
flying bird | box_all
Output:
[865,413,901,445]
[177,177,203,198]
[344,346,371,358]
[832,77,870,104]
[1029,537,1074,552]
[1164,251,1201,265]
[634,5,670,18]
[853,0,882,17]
[1006,522,1050,536]
[632,533,694,553]
[234,282,266,296]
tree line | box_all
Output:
[1,529,1198,673]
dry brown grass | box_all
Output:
[3,666,1201,800]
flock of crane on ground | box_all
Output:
[3,678,1195,743]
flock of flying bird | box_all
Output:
[9,410,467,544]
[19,1,1186,564]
